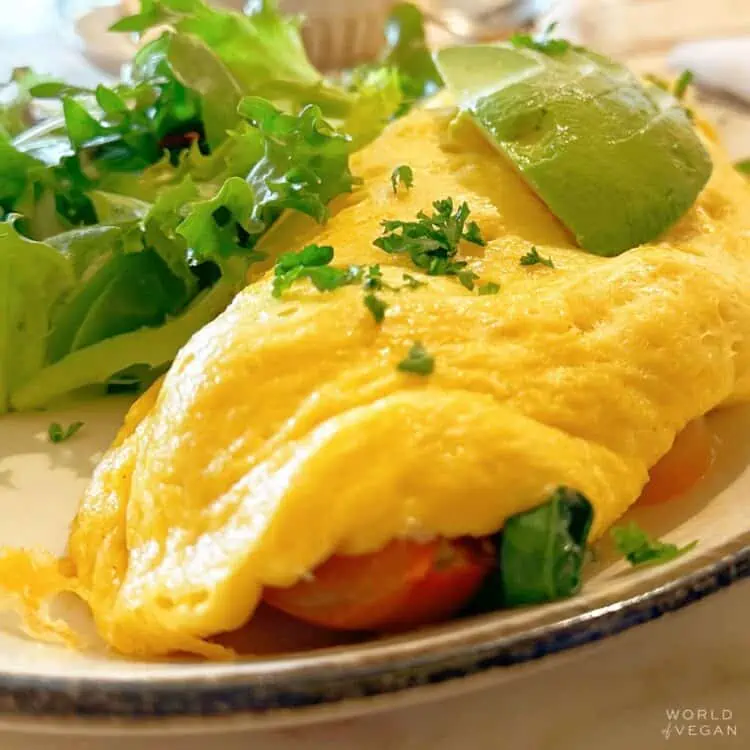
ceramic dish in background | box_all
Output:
[63,0,398,75]
[280,0,395,71]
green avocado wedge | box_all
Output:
[435,44,713,256]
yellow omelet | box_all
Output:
[12,104,750,658]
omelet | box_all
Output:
[58,104,750,658]
[9,102,750,658]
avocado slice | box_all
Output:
[435,44,713,256]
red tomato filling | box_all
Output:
[264,538,493,632]
[638,417,715,506]
[262,419,715,634]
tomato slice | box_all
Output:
[638,418,715,506]
[263,538,492,632]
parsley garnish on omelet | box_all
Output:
[374,198,485,288]
[397,342,435,375]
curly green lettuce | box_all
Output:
[0,0,439,413]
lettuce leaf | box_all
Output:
[1,0,423,413]
[4,96,357,409]
[0,220,73,413]
[383,3,443,107]
[114,0,352,119]
[178,98,356,258]
[0,136,47,215]
[166,33,242,149]
[11,267,242,412]
[0,68,42,139]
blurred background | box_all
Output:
[2,1,748,79]
[1,1,749,153]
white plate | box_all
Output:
[0,92,749,735]
[0,390,749,731]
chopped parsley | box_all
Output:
[391,165,414,194]
[272,244,361,298]
[457,268,479,291]
[673,69,694,100]
[736,159,750,176]
[397,341,434,375]
[374,198,485,283]
[402,273,426,289]
[611,522,697,567]
[274,248,429,324]
[478,281,500,295]
[362,264,393,292]
[48,421,84,444]
[364,293,388,323]
[520,247,554,268]
[510,23,570,56]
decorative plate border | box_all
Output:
[0,545,747,722]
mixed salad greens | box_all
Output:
[0,0,440,414]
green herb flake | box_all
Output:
[478,281,500,295]
[279,244,334,270]
[374,198,485,282]
[273,244,361,297]
[363,293,388,323]
[306,265,359,292]
[397,341,434,376]
[362,264,384,291]
[457,268,479,290]
[390,164,414,194]
[48,420,84,444]
[611,522,698,567]
[520,247,554,268]
[402,273,426,289]
[736,159,750,176]
[673,70,694,100]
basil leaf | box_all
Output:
[500,486,594,605]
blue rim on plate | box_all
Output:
[0,544,747,721]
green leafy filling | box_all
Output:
[500,486,594,605]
